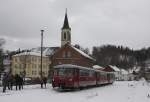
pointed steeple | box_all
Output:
[62,9,71,29]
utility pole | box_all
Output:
[40,30,44,88]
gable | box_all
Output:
[52,44,95,61]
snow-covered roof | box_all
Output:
[54,64,95,71]
[13,51,47,57]
[133,66,141,72]
[109,65,120,72]
[71,45,95,61]
[31,47,59,56]
[93,65,104,70]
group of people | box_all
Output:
[2,73,24,93]
[2,73,48,93]
[40,76,47,89]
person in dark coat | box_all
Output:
[15,74,22,90]
[20,76,24,89]
[43,77,47,88]
[8,74,14,90]
[40,77,44,88]
[2,73,9,93]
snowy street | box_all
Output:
[0,80,150,102]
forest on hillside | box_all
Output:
[91,45,150,70]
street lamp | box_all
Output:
[40,30,44,80]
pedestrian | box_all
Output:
[40,77,44,88]
[15,74,22,90]
[10,75,14,90]
[43,77,47,88]
[20,76,24,89]
[2,73,9,93]
[8,74,14,90]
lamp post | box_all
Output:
[40,30,44,88]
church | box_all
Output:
[51,11,95,68]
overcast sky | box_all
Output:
[0,0,150,51]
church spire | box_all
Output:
[62,8,70,29]
[61,9,71,47]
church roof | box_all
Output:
[70,45,95,61]
[62,11,70,29]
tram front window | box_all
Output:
[56,68,74,76]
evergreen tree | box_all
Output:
[0,38,5,73]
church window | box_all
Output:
[64,32,66,40]
[68,32,70,40]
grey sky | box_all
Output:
[0,0,150,51]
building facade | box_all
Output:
[12,52,50,78]
[52,44,95,68]
[103,65,121,80]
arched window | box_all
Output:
[64,32,66,40]
[68,32,70,40]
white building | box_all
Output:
[120,69,129,81]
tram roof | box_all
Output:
[54,64,94,70]
[53,64,113,73]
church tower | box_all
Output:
[61,9,71,47]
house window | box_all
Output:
[62,51,67,58]
[67,51,71,57]
[62,51,71,58]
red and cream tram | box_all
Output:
[52,64,115,89]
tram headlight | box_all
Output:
[52,78,54,82]
[69,78,73,81]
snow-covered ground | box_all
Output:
[0,80,150,102]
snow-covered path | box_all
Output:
[0,80,150,102]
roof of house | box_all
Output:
[13,51,47,57]
[108,65,120,72]
[93,65,104,70]
[14,47,59,57]
[70,45,95,61]
[31,47,59,56]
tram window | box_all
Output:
[57,68,74,76]
[89,71,95,77]
[96,73,98,77]
[54,69,58,76]
[65,68,74,76]
[79,69,89,76]
[58,68,65,76]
